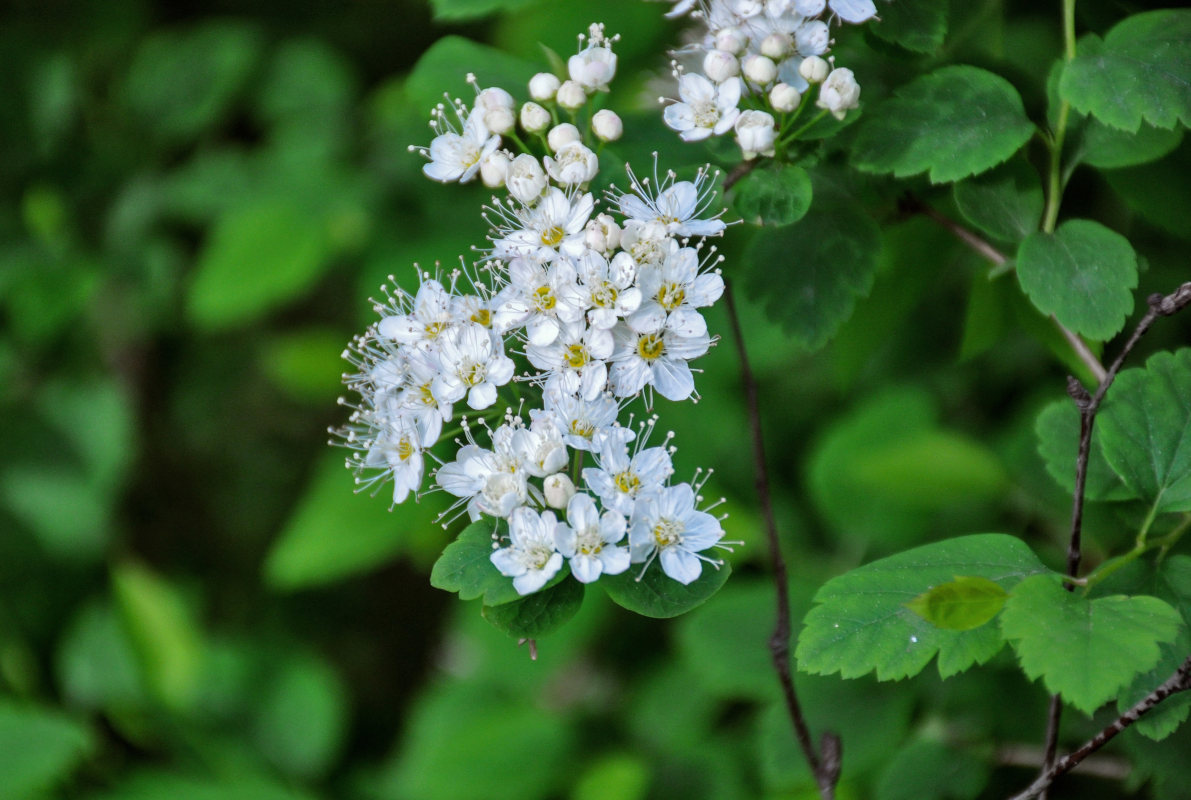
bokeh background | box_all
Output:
[2,0,1190,798]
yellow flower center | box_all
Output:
[570,418,595,439]
[460,362,486,387]
[614,470,640,495]
[540,225,566,247]
[470,308,491,327]
[636,333,665,361]
[657,282,686,311]
[424,321,447,338]
[533,285,557,311]
[591,281,618,308]
[397,437,415,462]
[653,518,684,548]
[565,344,589,368]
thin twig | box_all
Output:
[722,159,759,193]
[1010,654,1191,800]
[996,744,1130,781]
[724,281,838,800]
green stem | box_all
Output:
[782,108,830,145]
[1082,513,1191,591]
[1041,0,1078,233]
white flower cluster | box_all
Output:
[660,0,881,159]
[336,25,732,596]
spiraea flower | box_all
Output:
[491,507,566,595]
[663,73,742,141]
[556,492,631,583]
[629,482,726,584]
[415,99,500,184]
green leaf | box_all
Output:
[260,328,346,403]
[572,753,650,800]
[56,602,148,712]
[1016,219,1137,341]
[123,22,260,141]
[952,158,1044,243]
[252,652,348,779]
[796,534,1049,681]
[111,561,205,711]
[1080,120,1184,169]
[482,578,584,637]
[907,576,1009,632]
[430,520,537,606]
[741,200,880,351]
[404,36,537,113]
[874,739,988,800]
[89,771,319,800]
[1098,349,1191,514]
[869,0,949,54]
[602,560,731,619]
[187,200,333,330]
[0,701,93,799]
[675,580,782,702]
[1035,399,1137,502]
[851,66,1034,183]
[429,0,543,21]
[1060,10,1191,132]
[1105,140,1191,238]
[730,164,813,227]
[1001,574,1182,714]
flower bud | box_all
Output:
[714,27,747,55]
[585,213,622,253]
[543,473,576,509]
[556,79,587,111]
[483,106,516,135]
[795,20,830,56]
[742,54,778,86]
[735,109,776,160]
[476,86,514,112]
[547,122,581,152]
[528,72,561,102]
[760,33,791,60]
[520,101,551,133]
[506,153,547,204]
[591,109,623,141]
[480,150,510,188]
[568,45,617,91]
[816,67,860,120]
[702,49,740,83]
[799,55,830,84]
[769,82,801,113]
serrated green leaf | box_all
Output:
[1060,10,1191,132]
[0,701,93,800]
[430,520,529,606]
[869,0,949,54]
[1098,349,1191,514]
[601,560,731,619]
[952,158,1044,243]
[1035,399,1137,502]
[796,534,1049,681]
[852,66,1034,183]
[730,165,813,227]
[429,0,543,21]
[482,577,584,637]
[741,200,880,351]
[1016,219,1137,341]
[1080,120,1184,169]
[907,576,1008,631]
[1001,574,1182,714]
[187,200,332,330]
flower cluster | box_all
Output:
[336,25,732,596]
[660,0,883,159]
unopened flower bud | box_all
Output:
[735,109,776,160]
[556,79,587,111]
[547,122,581,152]
[520,101,551,133]
[528,72,561,102]
[760,33,791,60]
[795,20,831,56]
[585,213,622,253]
[506,153,547,204]
[483,106,516,135]
[742,54,778,86]
[591,109,623,141]
[480,151,510,188]
[543,473,576,509]
[476,86,514,112]
[799,55,830,84]
[769,82,801,113]
[816,67,860,120]
[714,27,747,55]
[702,50,740,83]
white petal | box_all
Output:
[651,358,694,401]
[660,547,702,584]
[467,381,497,409]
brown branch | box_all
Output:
[722,159,759,192]
[723,281,838,800]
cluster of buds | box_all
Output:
[337,26,734,596]
[660,0,878,159]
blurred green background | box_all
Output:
[2,0,1190,798]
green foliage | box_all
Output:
[1060,11,1191,132]
[429,0,544,21]
[430,520,552,606]
[1079,120,1184,169]
[1097,349,1191,514]
[251,653,348,779]
[1016,219,1138,341]
[89,771,319,800]
[873,739,988,800]
[404,36,538,113]
[797,535,1050,680]
[1105,140,1191,237]
[1000,574,1182,715]
[0,701,94,799]
[851,66,1035,183]
[602,561,732,618]
[730,164,813,226]
[869,0,949,54]
[482,578,585,637]
[906,576,1009,632]
[952,158,1044,244]
[1035,399,1136,502]
[741,198,880,351]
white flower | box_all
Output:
[617,221,678,270]
[568,44,617,91]
[629,482,725,584]
[795,20,830,56]
[631,246,725,332]
[760,33,792,60]
[735,109,777,159]
[505,153,548,205]
[545,141,599,186]
[540,388,623,452]
[614,162,727,238]
[529,72,561,102]
[431,324,515,410]
[817,66,860,120]
[829,0,878,24]
[480,150,510,188]
[568,248,641,330]
[377,277,455,347]
[703,50,740,83]
[663,73,742,142]
[361,402,426,504]
[609,321,712,402]
[591,109,623,142]
[436,426,530,521]
[557,493,631,583]
[497,256,585,346]
[584,213,622,254]
[520,101,552,134]
[714,27,748,55]
[475,86,516,134]
[421,105,500,184]
[527,319,614,401]
[582,434,674,516]
[491,188,594,265]
[491,507,565,595]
